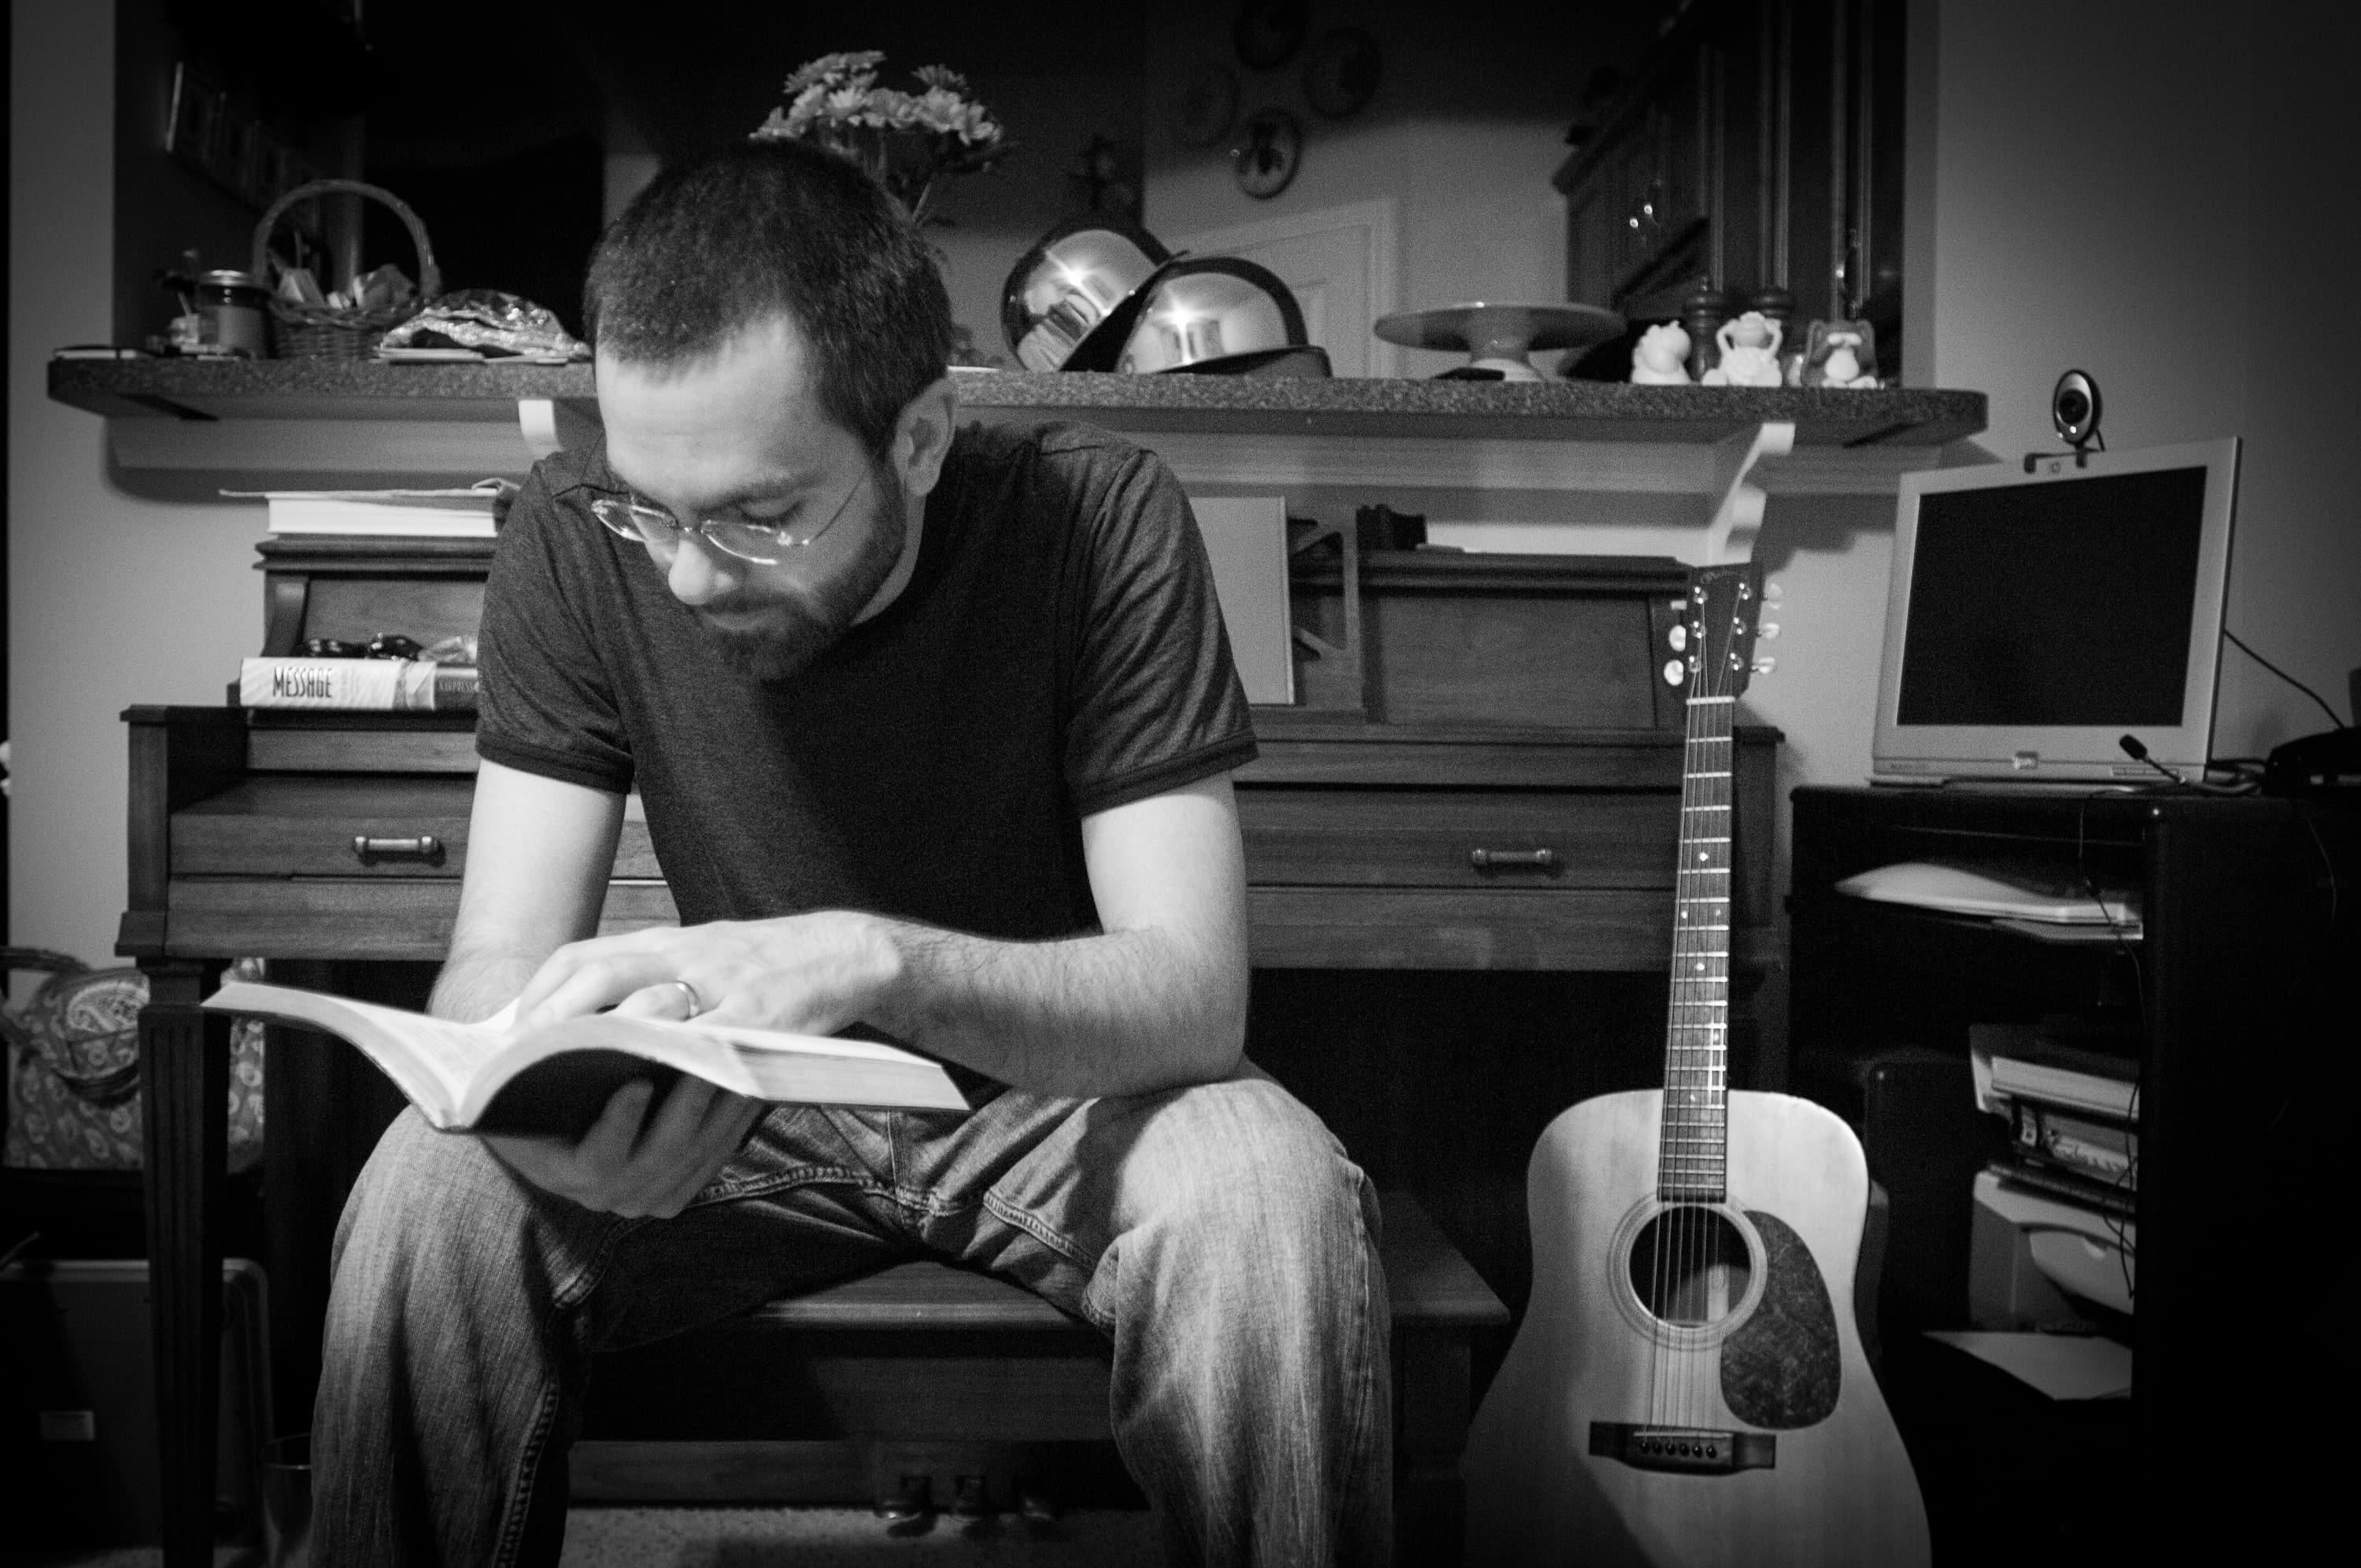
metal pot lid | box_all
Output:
[1000,216,1173,372]
[1113,257,1308,375]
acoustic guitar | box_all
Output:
[1463,563,1930,1566]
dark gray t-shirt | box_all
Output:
[475,419,1257,941]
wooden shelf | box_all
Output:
[51,358,1984,573]
[50,358,1982,445]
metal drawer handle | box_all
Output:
[1470,847,1559,872]
[353,834,443,862]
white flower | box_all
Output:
[783,50,884,97]
[752,50,1010,220]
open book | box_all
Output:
[203,980,967,1138]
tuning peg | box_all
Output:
[1663,658,1687,687]
[1762,581,1783,603]
[1753,656,1778,676]
[1759,621,1781,640]
[1667,623,1688,651]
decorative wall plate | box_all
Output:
[1232,106,1302,200]
[1171,61,1240,148]
[1233,1,1308,70]
[1302,25,1381,119]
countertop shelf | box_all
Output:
[50,359,1985,447]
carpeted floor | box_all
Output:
[561,1506,1162,1565]
[10,1507,1163,1567]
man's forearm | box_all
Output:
[862,917,1247,1099]
[427,942,549,1024]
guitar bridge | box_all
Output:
[1589,1422,1775,1474]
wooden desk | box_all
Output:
[123,700,1776,1561]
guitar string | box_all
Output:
[1677,590,1710,1428]
[1653,576,1746,1431]
[1684,583,1739,1427]
[1664,585,1707,1427]
[1652,590,1690,1430]
[1668,583,1728,1429]
[1691,621,1721,1428]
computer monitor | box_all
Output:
[1871,437,2241,785]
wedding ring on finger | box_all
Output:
[668,978,705,1017]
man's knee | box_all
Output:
[331,1109,539,1295]
[1113,1074,1377,1264]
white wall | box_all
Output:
[1755,0,2361,818]
[9,2,264,963]
[1919,0,2359,758]
[1144,6,1646,378]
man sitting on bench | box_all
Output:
[313,138,1391,1566]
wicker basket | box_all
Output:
[252,179,444,360]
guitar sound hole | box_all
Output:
[1628,1205,1753,1326]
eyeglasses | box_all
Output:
[588,465,873,564]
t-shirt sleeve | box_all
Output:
[1062,445,1258,815]
[475,470,636,795]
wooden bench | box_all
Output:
[575,1191,1506,1562]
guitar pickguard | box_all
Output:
[1720,1210,1841,1429]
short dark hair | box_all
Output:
[585,139,955,456]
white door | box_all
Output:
[1171,198,1402,377]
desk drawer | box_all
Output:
[164,879,678,958]
[1239,789,1676,888]
[172,777,660,878]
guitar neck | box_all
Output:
[1659,686,1735,1203]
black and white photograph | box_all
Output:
[4,2,2356,1564]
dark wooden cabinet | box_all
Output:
[127,708,1780,971]
[1787,785,2359,1555]
[1557,0,1908,357]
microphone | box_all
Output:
[2117,733,2185,786]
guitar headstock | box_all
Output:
[1671,564,1775,699]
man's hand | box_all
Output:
[482,977,764,1217]
[513,912,900,1038]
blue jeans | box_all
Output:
[314,1067,1392,1566]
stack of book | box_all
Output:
[1971,1020,2138,1219]
[221,484,509,712]
[220,479,515,538]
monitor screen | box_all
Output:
[1873,438,2239,784]
[1897,467,2206,727]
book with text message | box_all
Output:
[203,980,967,1138]
[238,658,478,710]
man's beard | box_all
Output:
[695,464,907,682]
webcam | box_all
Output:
[2052,369,2102,449]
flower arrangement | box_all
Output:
[752,52,1011,228]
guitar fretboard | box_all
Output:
[1658,686,1734,1204]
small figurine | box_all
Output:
[1801,319,1880,388]
[1701,311,1783,386]
[1629,322,1692,384]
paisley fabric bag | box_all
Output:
[2,949,264,1171]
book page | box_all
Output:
[462,1012,965,1127]
[203,982,501,1127]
